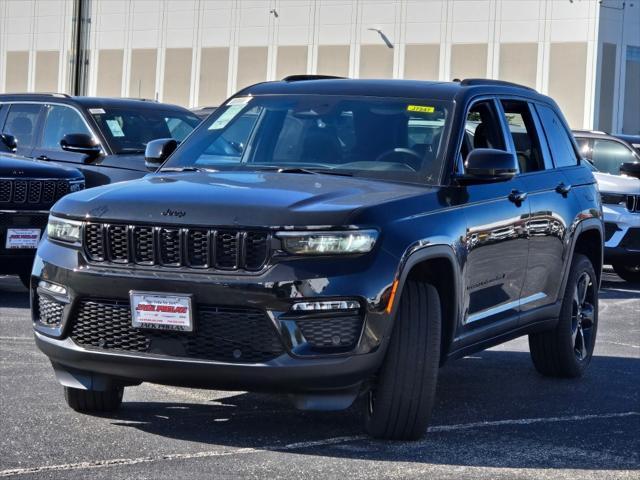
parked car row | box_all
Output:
[0,94,203,285]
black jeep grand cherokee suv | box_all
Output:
[32,78,603,440]
[0,135,84,287]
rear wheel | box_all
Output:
[64,386,124,413]
[612,262,640,283]
[529,254,598,378]
[363,281,441,440]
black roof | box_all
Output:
[0,93,192,113]
[237,78,551,104]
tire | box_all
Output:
[18,272,30,290]
[612,262,640,283]
[64,386,124,413]
[529,254,598,378]
[363,281,441,440]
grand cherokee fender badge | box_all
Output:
[161,208,186,218]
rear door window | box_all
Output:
[535,105,579,168]
[2,103,42,151]
[500,100,546,173]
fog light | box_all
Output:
[291,300,360,311]
[38,280,68,296]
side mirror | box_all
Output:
[145,138,177,171]
[620,162,640,180]
[60,133,101,161]
[457,148,518,184]
[0,133,17,152]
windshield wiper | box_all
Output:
[117,148,146,154]
[274,167,353,177]
[158,166,212,173]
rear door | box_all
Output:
[499,99,579,315]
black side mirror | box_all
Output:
[0,133,17,152]
[456,148,518,184]
[145,138,177,171]
[60,133,101,161]
[620,162,640,180]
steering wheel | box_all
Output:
[374,148,422,171]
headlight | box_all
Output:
[278,230,378,255]
[600,192,626,206]
[47,216,82,244]
[68,178,85,192]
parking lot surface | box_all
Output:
[0,271,638,479]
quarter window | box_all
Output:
[42,105,93,150]
[3,103,42,149]
[535,105,578,168]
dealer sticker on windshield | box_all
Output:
[130,292,193,332]
[407,105,435,113]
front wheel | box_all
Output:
[612,262,640,283]
[362,281,441,440]
[529,254,598,378]
[64,386,124,413]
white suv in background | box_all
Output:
[592,171,640,282]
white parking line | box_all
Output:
[1,411,637,477]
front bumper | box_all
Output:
[0,210,47,274]
[31,237,399,393]
[603,204,640,265]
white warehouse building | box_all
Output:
[0,0,639,133]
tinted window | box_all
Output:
[536,105,578,167]
[3,103,41,148]
[501,100,545,173]
[591,139,636,175]
[90,107,200,154]
[575,137,592,159]
[42,105,93,150]
[164,95,451,185]
[461,100,506,163]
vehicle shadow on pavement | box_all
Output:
[0,276,29,308]
[103,349,639,470]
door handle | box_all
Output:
[36,155,49,161]
[556,182,572,195]
[508,190,528,205]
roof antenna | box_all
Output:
[269,9,279,18]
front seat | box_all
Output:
[301,126,342,164]
[473,123,492,149]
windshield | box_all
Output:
[90,107,201,154]
[162,95,451,184]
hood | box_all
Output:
[52,170,432,226]
[0,153,83,179]
[593,171,640,195]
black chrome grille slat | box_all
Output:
[83,222,269,272]
[0,178,72,205]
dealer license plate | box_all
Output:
[5,228,41,249]
[130,292,193,332]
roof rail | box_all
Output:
[282,74,345,82]
[0,92,71,98]
[459,78,536,92]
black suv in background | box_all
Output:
[32,78,602,440]
[0,94,201,187]
[0,134,84,287]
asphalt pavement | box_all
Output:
[0,270,638,479]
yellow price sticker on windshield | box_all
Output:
[407,105,435,113]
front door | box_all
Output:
[459,99,530,326]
